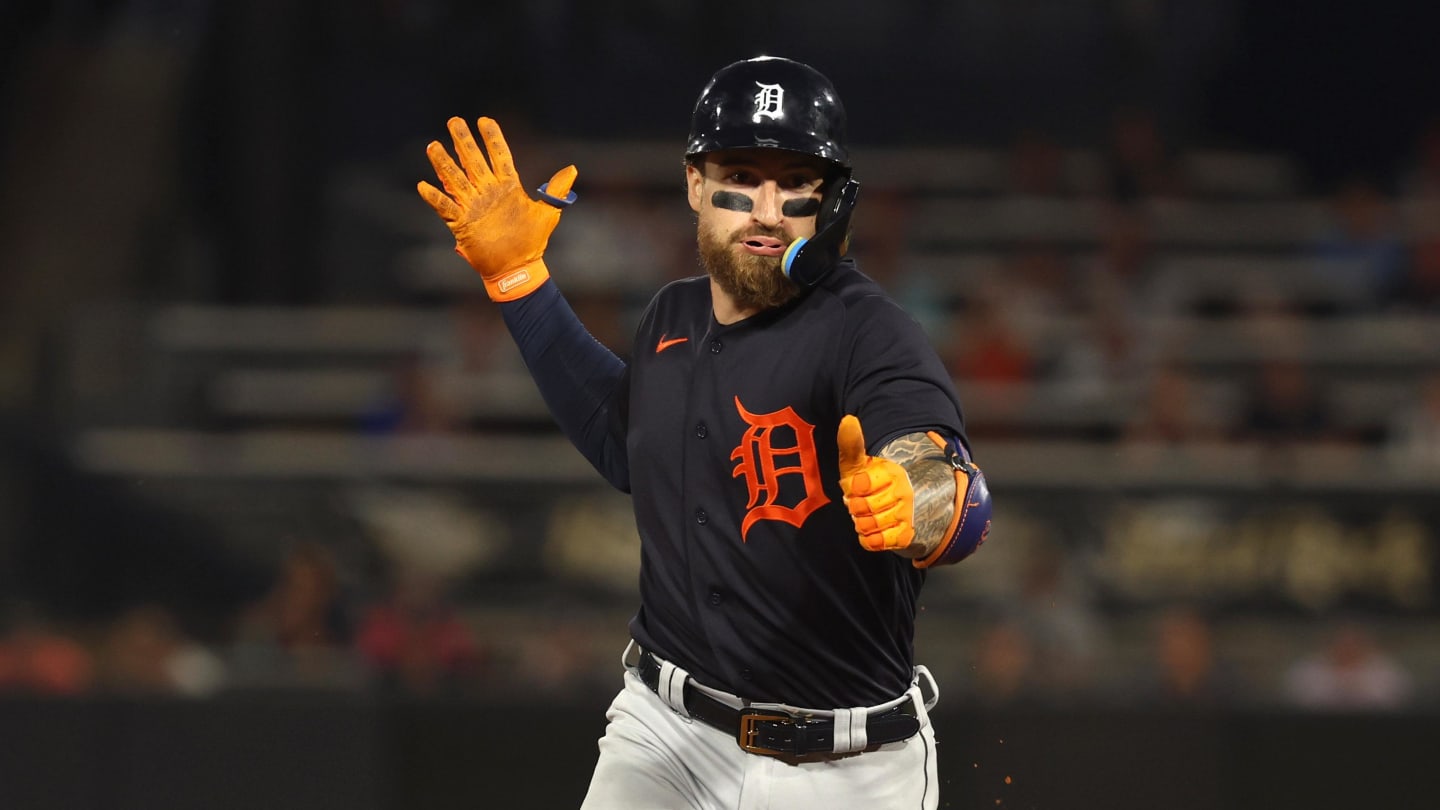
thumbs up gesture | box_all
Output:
[837,415,916,552]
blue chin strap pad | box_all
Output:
[781,177,859,287]
[781,238,808,275]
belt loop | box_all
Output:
[621,639,641,671]
[910,664,939,728]
[914,664,940,711]
[657,658,692,718]
[830,707,869,754]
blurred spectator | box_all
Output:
[1384,371,1440,471]
[965,616,1042,707]
[1081,204,1182,322]
[544,192,672,295]
[945,288,1037,386]
[1235,358,1334,445]
[1005,243,1076,334]
[1005,129,1070,197]
[944,290,1037,436]
[1123,363,1225,446]
[851,188,918,288]
[405,295,553,434]
[1119,360,1240,476]
[439,293,528,376]
[1399,118,1440,198]
[1101,106,1184,202]
[1132,606,1242,707]
[356,569,485,696]
[1282,620,1415,710]
[1399,120,1440,308]
[1394,234,1440,311]
[229,543,363,690]
[511,621,610,699]
[95,605,225,696]
[0,604,94,695]
[851,189,950,342]
[1309,177,1407,311]
[1396,123,1440,311]
[1010,543,1108,701]
[1062,204,1181,425]
[359,353,461,436]
[567,290,633,357]
[1050,306,1145,418]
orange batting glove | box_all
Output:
[417,116,578,302]
[837,415,916,552]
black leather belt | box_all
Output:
[636,651,921,758]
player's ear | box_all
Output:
[685,161,705,213]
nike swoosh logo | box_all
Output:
[656,335,689,354]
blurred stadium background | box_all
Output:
[2,1,1439,808]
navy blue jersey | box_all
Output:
[618,258,967,708]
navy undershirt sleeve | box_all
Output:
[499,280,631,491]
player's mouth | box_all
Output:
[740,235,787,257]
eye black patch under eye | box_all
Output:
[710,191,753,212]
[781,198,821,217]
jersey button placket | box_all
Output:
[694,508,708,525]
[694,422,707,439]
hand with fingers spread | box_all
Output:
[417,116,578,302]
[836,415,916,552]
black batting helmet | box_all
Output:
[685,56,850,169]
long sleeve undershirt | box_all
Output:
[499,280,631,491]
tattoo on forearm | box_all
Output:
[879,432,957,559]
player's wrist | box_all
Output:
[482,257,551,302]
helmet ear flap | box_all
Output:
[816,169,857,233]
[782,175,860,287]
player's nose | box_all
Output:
[752,181,783,226]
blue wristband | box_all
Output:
[537,182,577,208]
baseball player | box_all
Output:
[419,55,992,810]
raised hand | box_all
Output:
[418,116,577,301]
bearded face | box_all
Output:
[687,149,830,314]
[696,221,802,313]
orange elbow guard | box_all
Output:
[914,432,992,569]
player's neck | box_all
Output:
[709,278,759,325]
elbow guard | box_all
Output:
[914,432,992,569]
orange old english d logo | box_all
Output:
[729,396,831,541]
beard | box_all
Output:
[697,223,802,313]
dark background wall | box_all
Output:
[4,698,1438,810]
